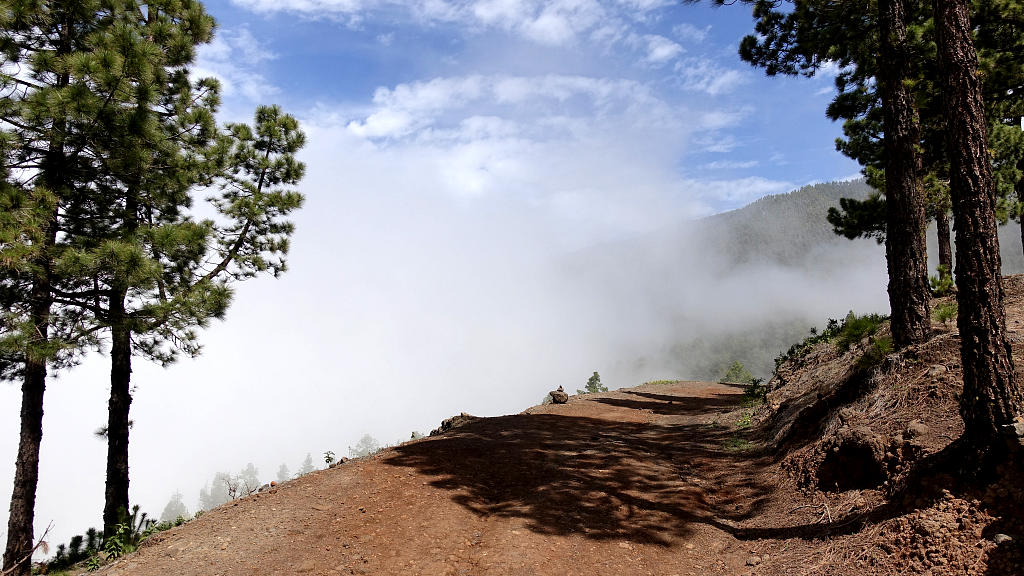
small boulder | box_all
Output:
[549,385,569,404]
[904,420,930,440]
[430,412,479,436]
[993,533,1014,545]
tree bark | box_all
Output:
[3,207,57,576]
[1017,156,1024,261]
[937,210,953,273]
[934,0,1023,462]
[3,362,47,576]
[103,293,133,536]
[877,0,931,348]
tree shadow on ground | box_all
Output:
[383,406,770,546]
[589,389,748,417]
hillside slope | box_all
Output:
[90,278,1024,576]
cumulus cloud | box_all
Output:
[193,27,278,104]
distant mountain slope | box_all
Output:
[561,178,1024,384]
[696,179,875,268]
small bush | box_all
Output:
[856,336,893,370]
[744,377,768,403]
[930,265,955,297]
[736,411,753,429]
[835,312,888,351]
[723,436,752,452]
[933,301,958,325]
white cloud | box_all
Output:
[643,34,683,66]
[688,176,796,209]
[231,0,672,51]
[674,57,747,96]
[673,22,710,43]
[703,159,759,170]
[344,74,676,142]
[193,27,278,103]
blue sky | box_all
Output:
[2,0,888,554]
[196,0,860,219]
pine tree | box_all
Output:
[577,371,608,394]
[0,2,136,571]
[159,492,189,523]
[932,0,1023,466]
[276,463,291,484]
[298,453,316,475]
[685,0,931,348]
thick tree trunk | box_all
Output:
[937,211,953,273]
[3,215,56,576]
[1017,157,1024,261]
[103,296,133,536]
[878,0,931,348]
[2,362,47,576]
[934,0,1023,462]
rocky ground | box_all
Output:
[83,279,1024,576]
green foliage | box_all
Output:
[856,336,894,371]
[720,361,754,385]
[736,411,753,429]
[826,193,887,243]
[744,377,768,403]
[774,311,890,369]
[835,312,889,351]
[774,317,844,369]
[324,451,336,465]
[723,436,753,452]
[929,265,955,297]
[104,506,154,559]
[643,379,677,386]
[577,371,608,394]
[933,301,958,325]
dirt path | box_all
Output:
[98,381,818,576]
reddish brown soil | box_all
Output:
[90,278,1024,576]
[92,381,812,576]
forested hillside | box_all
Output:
[568,179,1024,383]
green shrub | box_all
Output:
[774,312,890,370]
[835,312,888,351]
[744,377,768,402]
[929,265,955,297]
[933,301,958,325]
[736,411,753,428]
[856,336,893,370]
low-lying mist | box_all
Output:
[3,166,970,555]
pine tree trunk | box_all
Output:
[937,211,953,273]
[1017,157,1024,261]
[934,0,1023,462]
[103,294,133,536]
[3,208,57,576]
[878,0,931,348]
[2,361,47,576]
